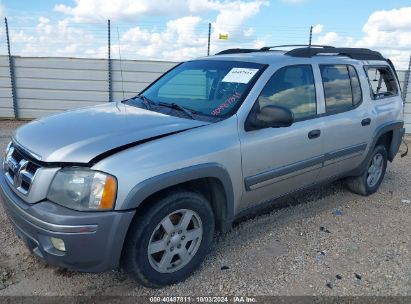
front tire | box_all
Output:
[346,144,388,196]
[122,191,215,288]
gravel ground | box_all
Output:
[0,119,410,296]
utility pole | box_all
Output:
[108,19,112,103]
[207,23,211,56]
[308,25,313,47]
[5,17,18,119]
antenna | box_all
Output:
[309,25,313,47]
[116,26,125,101]
[207,22,211,56]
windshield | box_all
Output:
[139,60,265,118]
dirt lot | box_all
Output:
[0,119,410,296]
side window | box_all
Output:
[256,65,317,120]
[320,65,362,113]
[348,66,362,105]
[365,66,398,99]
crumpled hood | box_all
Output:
[13,102,209,163]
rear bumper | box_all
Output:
[0,171,135,272]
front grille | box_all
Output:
[26,162,40,175]
[12,148,25,163]
[3,143,41,195]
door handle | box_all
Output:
[308,129,321,139]
[361,118,371,126]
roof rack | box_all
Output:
[285,47,384,61]
[215,46,386,61]
[260,44,334,51]
[215,48,262,55]
[215,45,334,55]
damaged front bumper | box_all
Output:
[0,170,135,272]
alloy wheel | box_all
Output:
[367,153,384,188]
[147,209,203,273]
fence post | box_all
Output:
[402,55,411,102]
[108,19,112,102]
[5,17,18,119]
[207,23,211,56]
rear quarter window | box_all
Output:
[364,66,398,99]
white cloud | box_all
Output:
[0,3,5,19]
[281,0,307,4]
[54,0,268,22]
[0,0,269,57]
[244,28,255,37]
[357,7,411,50]
[9,3,411,70]
[49,0,269,60]
[10,30,35,43]
[313,7,411,69]
[14,16,106,58]
[356,7,411,69]
[314,31,353,46]
[312,24,323,34]
[37,17,53,35]
[362,7,411,32]
[118,16,207,60]
[212,1,268,39]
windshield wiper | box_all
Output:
[135,95,155,110]
[158,102,196,120]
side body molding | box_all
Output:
[122,163,235,229]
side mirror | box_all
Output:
[245,105,294,131]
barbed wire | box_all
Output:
[1,17,410,69]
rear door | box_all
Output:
[316,64,372,180]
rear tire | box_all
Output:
[122,191,215,288]
[346,145,387,196]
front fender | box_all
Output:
[122,163,235,227]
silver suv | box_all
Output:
[0,46,405,287]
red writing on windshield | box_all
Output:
[211,92,241,116]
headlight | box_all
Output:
[4,141,12,158]
[3,142,12,170]
[47,168,117,211]
[5,141,12,153]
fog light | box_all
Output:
[51,237,66,252]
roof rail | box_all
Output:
[215,48,262,55]
[215,45,334,55]
[285,47,384,61]
[260,44,334,51]
[215,46,387,62]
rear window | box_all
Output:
[365,66,398,99]
[320,65,362,113]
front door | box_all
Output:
[238,64,325,211]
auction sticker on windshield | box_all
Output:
[222,68,259,83]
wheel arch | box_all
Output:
[373,121,404,162]
[349,120,404,176]
[122,163,235,232]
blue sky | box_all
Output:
[1,0,410,68]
